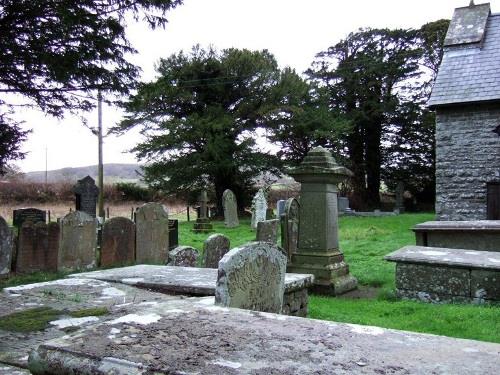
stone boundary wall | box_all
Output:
[435,103,500,220]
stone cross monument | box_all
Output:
[192,190,213,233]
[286,147,357,295]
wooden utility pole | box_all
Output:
[97,90,105,219]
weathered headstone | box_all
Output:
[277,200,286,217]
[135,203,169,264]
[215,241,287,313]
[58,211,97,272]
[256,219,279,244]
[168,219,179,250]
[192,191,213,233]
[0,216,14,278]
[73,175,99,218]
[250,189,267,229]
[12,208,46,228]
[167,246,198,267]
[16,221,59,273]
[286,147,357,295]
[395,181,405,213]
[222,189,239,228]
[100,217,135,268]
[281,198,299,261]
[337,197,350,213]
[203,233,230,268]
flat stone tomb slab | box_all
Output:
[385,245,500,302]
[70,265,314,296]
[29,301,500,375]
[0,278,183,369]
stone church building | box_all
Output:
[429,2,500,220]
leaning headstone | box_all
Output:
[215,241,287,313]
[101,217,135,268]
[250,189,267,229]
[222,189,239,228]
[135,203,169,264]
[193,190,213,233]
[12,208,46,228]
[281,198,300,261]
[0,216,14,278]
[277,200,286,217]
[16,221,59,273]
[167,246,198,267]
[73,175,99,218]
[58,211,97,271]
[203,233,230,268]
[256,219,279,244]
[168,219,179,250]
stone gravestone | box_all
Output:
[73,175,99,218]
[256,219,279,244]
[167,246,198,267]
[12,208,46,228]
[337,197,350,213]
[0,216,14,278]
[192,191,213,233]
[135,203,169,264]
[168,219,179,250]
[395,181,405,213]
[203,233,230,268]
[16,221,59,274]
[281,198,300,261]
[277,200,286,217]
[58,211,97,272]
[100,217,135,268]
[251,189,267,229]
[215,241,287,313]
[286,147,357,295]
[222,189,239,228]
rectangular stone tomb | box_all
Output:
[385,245,500,303]
[413,220,500,252]
[28,301,500,375]
[70,265,314,317]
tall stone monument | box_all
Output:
[250,189,267,229]
[192,190,213,233]
[0,216,14,278]
[73,176,99,218]
[222,189,239,228]
[286,147,357,295]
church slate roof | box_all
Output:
[428,4,500,108]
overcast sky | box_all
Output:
[15,0,500,172]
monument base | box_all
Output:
[287,250,358,296]
[192,218,213,233]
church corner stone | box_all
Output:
[286,146,357,295]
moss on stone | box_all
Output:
[0,307,61,332]
[69,307,109,318]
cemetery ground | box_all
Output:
[1,213,499,345]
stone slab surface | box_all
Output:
[414,220,500,231]
[0,278,180,369]
[385,246,500,270]
[0,364,30,374]
[29,301,500,375]
[69,265,314,295]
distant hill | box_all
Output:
[24,163,143,184]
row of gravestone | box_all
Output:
[0,202,171,277]
[167,233,231,268]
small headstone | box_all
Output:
[256,219,279,244]
[277,200,286,217]
[215,241,287,313]
[101,217,135,268]
[135,203,169,264]
[0,216,14,278]
[167,246,198,267]
[222,189,239,228]
[58,211,97,272]
[192,191,213,233]
[168,219,179,250]
[73,175,99,218]
[16,221,59,273]
[203,233,230,268]
[281,198,300,261]
[337,197,350,213]
[251,189,267,229]
[12,208,46,228]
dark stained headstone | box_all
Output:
[101,217,135,268]
[0,216,14,278]
[203,233,230,268]
[73,175,99,218]
[167,246,198,267]
[281,198,299,261]
[16,221,59,274]
[168,219,179,250]
[135,203,169,264]
[12,208,46,228]
[256,219,279,244]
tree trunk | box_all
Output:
[364,121,382,209]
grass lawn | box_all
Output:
[2,213,499,343]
